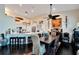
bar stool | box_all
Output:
[10,37,18,53]
[18,37,26,44]
[18,37,26,49]
[10,37,17,47]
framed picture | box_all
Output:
[52,18,62,29]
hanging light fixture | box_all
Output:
[50,4,52,15]
[48,4,52,19]
[48,4,60,19]
[47,4,60,29]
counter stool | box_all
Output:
[18,37,26,49]
[10,37,17,47]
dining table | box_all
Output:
[40,35,60,55]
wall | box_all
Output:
[0,5,18,33]
[31,9,79,40]
[0,5,31,33]
[53,9,79,43]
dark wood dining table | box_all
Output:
[40,35,60,55]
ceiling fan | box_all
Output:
[15,16,24,22]
[48,4,60,20]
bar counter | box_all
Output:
[4,32,48,45]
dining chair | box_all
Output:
[31,35,46,55]
[51,30,56,37]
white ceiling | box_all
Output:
[5,4,79,19]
